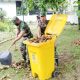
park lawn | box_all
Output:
[0,24,80,80]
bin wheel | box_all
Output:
[52,69,59,78]
[55,58,59,66]
[55,46,59,66]
[33,73,38,78]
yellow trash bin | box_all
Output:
[24,35,56,80]
[24,14,67,80]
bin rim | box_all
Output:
[23,35,56,47]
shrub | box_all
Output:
[0,9,6,21]
[0,20,15,32]
[0,22,7,31]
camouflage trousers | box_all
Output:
[20,38,29,62]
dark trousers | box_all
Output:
[20,42,28,62]
[20,33,33,62]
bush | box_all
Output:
[0,20,15,32]
[0,22,7,31]
[0,9,6,21]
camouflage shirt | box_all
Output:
[19,21,33,38]
[37,16,49,35]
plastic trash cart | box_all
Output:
[24,14,67,80]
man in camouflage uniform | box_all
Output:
[37,15,58,66]
[11,17,33,63]
[37,15,49,37]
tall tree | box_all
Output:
[78,0,80,30]
[25,0,67,15]
[74,0,80,30]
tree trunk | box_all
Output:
[78,0,80,30]
[78,18,80,30]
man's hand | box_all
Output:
[11,31,25,47]
[37,26,41,38]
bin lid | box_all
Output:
[45,14,67,36]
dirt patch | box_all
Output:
[59,53,75,72]
[55,53,80,80]
[0,75,11,80]
[11,60,30,69]
[0,60,30,71]
[0,60,32,80]
[59,53,74,64]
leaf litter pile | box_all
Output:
[0,60,29,71]
[0,75,11,80]
[73,39,80,45]
[11,60,29,69]
[0,60,31,80]
[29,35,52,43]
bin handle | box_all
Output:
[46,33,57,38]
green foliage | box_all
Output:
[74,0,80,30]
[0,22,8,31]
[76,10,80,17]
[25,0,67,14]
[0,19,14,32]
[74,1,80,5]
[0,9,6,21]
[74,1,80,17]
[16,1,28,15]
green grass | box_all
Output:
[56,25,80,80]
[0,24,80,80]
